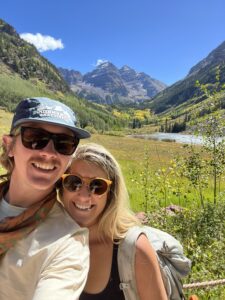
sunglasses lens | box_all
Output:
[21,127,49,150]
[20,127,79,155]
[63,175,82,192]
[54,136,79,155]
[89,179,108,195]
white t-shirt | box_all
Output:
[0,199,89,300]
[0,197,26,220]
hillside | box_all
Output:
[0,19,126,132]
[144,40,225,114]
[0,19,70,93]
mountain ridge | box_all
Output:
[188,40,225,76]
[59,62,167,105]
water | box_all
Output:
[129,133,205,145]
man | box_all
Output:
[0,97,90,300]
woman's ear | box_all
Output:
[2,135,14,157]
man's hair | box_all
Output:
[0,135,15,178]
[60,143,140,242]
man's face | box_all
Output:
[4,122,75,193]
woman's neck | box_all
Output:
[87,223,111,244]
[88,223,100,242]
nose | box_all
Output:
[39,140,57,157]
[72,185,92,207]
[77,184,92,198]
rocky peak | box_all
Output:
[58,67,82,85]
[95,61,119,73]
[97,60,114,69]
[119,65,138,82]
[83,61,128,96]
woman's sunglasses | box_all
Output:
[62,174,112,196]
[17,126,79,155]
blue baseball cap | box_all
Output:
[10,97,90,139]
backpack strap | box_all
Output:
[118,226,146,300]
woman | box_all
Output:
[59,143,167,300]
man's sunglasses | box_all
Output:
[62,174,112,196]
[17,126,79,155]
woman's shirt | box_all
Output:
[80,243,125,300]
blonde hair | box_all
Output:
[0,135,15,179]
[61,143,140,242]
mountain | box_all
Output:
[144,40,225,114]
[59,62,167,105]
[58,68,82,85]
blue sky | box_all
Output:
[1,0,225,85]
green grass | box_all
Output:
[87,134,185,208]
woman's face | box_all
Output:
[62,159,110,228]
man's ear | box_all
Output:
[2,135,14,157]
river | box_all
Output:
[129,132,207,145]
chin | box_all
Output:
[30,179,55,191]
[74,217,91,228]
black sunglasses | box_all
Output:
[62,174,112,196]
[18,126,79,155]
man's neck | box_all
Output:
[5,181,54,208]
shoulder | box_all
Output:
[135,233,157,261]
[134,232,168,299]
[136,232,151,248]
[119,226,158,266]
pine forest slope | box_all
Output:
[0,19,69,93]
[145,41,225,114]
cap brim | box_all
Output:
[12,119,91,139]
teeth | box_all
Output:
[75,203,92,210]
[33,162,55,170]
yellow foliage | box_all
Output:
[134,109,152,120]
[112,109,130,119]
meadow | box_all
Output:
[87,134,225,300]
[89,134,189,209]
[0,110,224,299]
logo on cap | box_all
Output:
[36,104,72,122]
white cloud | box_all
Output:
[95,59,108,66]
[20,33,64,52]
